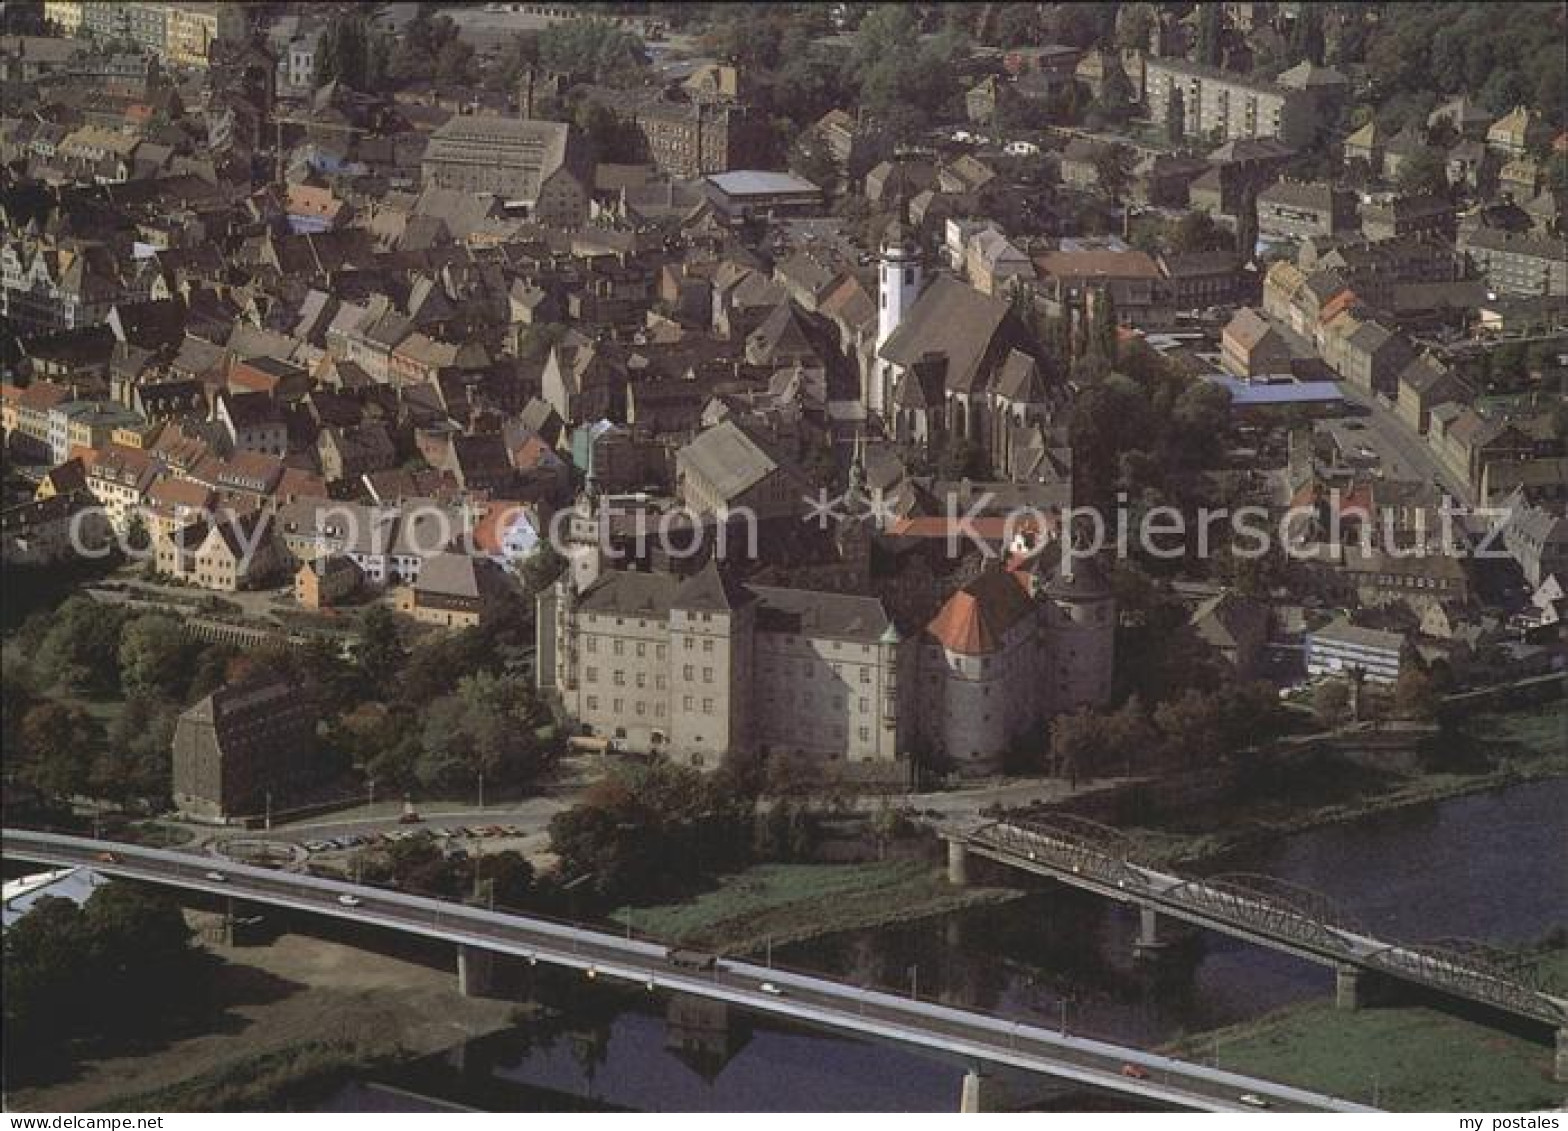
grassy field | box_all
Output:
[611,859,1022,955]
[97,1041,371,1113]
[1166,950,1568,1111]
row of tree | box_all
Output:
[1045,682,1290,784]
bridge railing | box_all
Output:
[967,818,1564,1025]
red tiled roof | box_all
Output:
[925,568,1039,656]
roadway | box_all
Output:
[3,830,1375,1114]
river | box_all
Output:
[324,777,1567,1112]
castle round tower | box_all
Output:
[1043,555,1116,713]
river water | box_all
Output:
[325,777,1568,1111]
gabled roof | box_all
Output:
[925,567,1038,655]
[878,275,1013,394]
[672,559,753,613]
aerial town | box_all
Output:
[1,0,1564,1117]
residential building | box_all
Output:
[420,116,589,222]
[294,553,361,609]
[395,550,510,628]
[1143,58,1315,148]
[1256,180,1358,243]
[1306,619,1404,684]
[1221,307,1293,377]
[1502,492,1568,589]
[1459,229,1568,298]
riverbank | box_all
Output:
[1120,702,1568,867]
[5,930,521,1112]
[611,858,1024,955]
[1163,951,1568,1111]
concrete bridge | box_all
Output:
[2,830,1375,1113]
[946,815,1568,1082]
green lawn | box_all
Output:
[1167,950,1568,1111]
[1168,1000,1562,1111]
[611,859,1021,954]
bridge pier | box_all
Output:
[1133,906,1167,956]
[959,1068,1007,1112]
[457,944,496,998]
[1556,1028,1568,1084]
[1334,964,1364,1011]
[947,839,969,887]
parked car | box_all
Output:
[204,871,227,883]
[759,981,785,996]
[1120,1063,1149,1080]
[1238,1094,1271,1108]
[337,894,361,907]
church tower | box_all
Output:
[871,219,922,419]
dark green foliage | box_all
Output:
[549,761,755,904]
[3,883,206,1084]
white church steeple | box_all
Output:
[876,218,921,348]
[870,218,923,419]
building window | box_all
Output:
[702,698,714,714]
[683,695,694,711]
[586,695,599,710]
[586,667,599,682]
[703,667,714,683]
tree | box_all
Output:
[4,882,202,1084]
[118,613,194,701]
[1289,6,1326,67]
[1397,146,1450,197]
[434,36,476,85]
[1092,144,1132,205]
[1169,210,1228,253]
[98,693,178,804]
[548,762,752,904]
[1394,664,1438,720]
[355,605,403,689]
[539,17,646,82]
[1197,4,1223,67]
[1050,709,1107,786]
[416,672,553,795]
[1313,679,1351,728]
[18,702,101,799]
[315,15,371,90]
[33,597,127,695]
[1116,4,1155,52]
[473,850,535,908]
[520,542,567,596]
[1104,695,1157,775]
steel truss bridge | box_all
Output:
[957,816,1568,1030]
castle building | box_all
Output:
[538,548,1114,777]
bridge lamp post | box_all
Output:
[908,964,918,1000]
